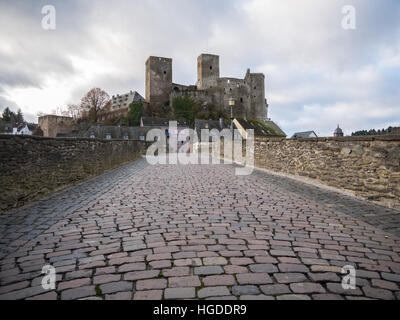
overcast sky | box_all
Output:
[0,0,399,136]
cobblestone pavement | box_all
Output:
[1,158,400,300]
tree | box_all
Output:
[172,96,200,127]
[61,104,81,120]
[125,102,143,127]
[16,109,24,123]
[80,88,110,122]
[2,107,13,122]
[352,126,400,136]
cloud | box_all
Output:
[0,0,399,136]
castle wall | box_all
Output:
[217,77,250,119]
[170,87,216,107]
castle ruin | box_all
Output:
[146,54,269,122]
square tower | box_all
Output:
[197,54,220,90]
[245,71,267,121]
[146,56,173,110]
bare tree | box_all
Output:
[65,104,81,120]
[49,106,63,116]
[80,88,110,121]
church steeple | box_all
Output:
[334,124,344,137]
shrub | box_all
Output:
[125,102,143,127]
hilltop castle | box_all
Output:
[146,54,269,122]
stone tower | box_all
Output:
[197,54,220,90]
[146,56,172,111]
[245,70,267,121]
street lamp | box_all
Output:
[229,98,235,142]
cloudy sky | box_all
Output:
[0,0,399,136]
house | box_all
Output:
[193,118,286,152]
[233,119,286,139]
[56,125,148,141]
[140,117,190,152]
[97,91,145,123]
[291,131,318,139]
[12,123,37,135]
[193,118,229,153]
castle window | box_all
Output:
[163,71,167,75]
[210,66,212,70]
[254,86,257,89]
[240,98,243,103]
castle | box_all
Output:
[146,54,269,122]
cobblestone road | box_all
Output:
[1,158,400,300]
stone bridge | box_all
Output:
[0,158,399,300]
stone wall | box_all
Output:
[254,135,400,209]
[0,135,145,212]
